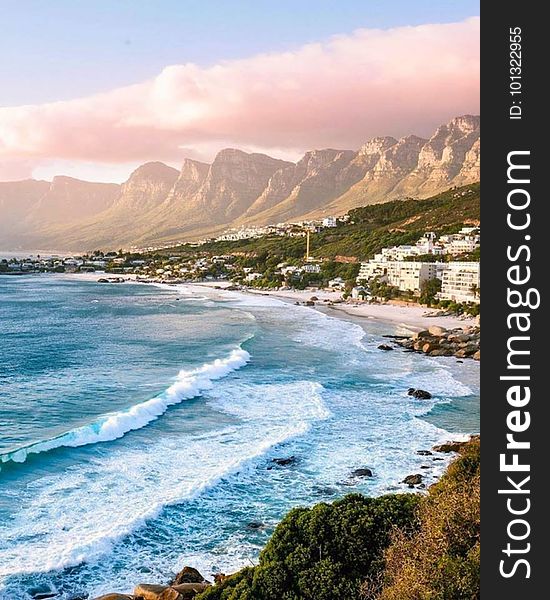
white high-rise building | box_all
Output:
[438,262,480,303]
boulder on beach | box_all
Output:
[428,326,447,337]
[411,330,429,340]
[473,350,481,361]
[93,595,134,600]
[377,344,393,351]
[172,566,207,585]
[402,474,423,486]
[422,342,437,353]
[407,388,432,400]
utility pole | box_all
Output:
[305,230,310,261]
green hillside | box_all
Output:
[169,183,479,263]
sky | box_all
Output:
[0,1,480,182]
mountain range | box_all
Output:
[0,115,479,251]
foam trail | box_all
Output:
[1,348,250,466]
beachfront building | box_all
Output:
[351,285,369,299]
[358,260,440,292]
[438,262,480,303]
[328,277,346,289]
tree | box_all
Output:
[469,283,479,299]
[420,277,442,305]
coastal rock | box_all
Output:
[172,566,206,585]
[416,450,433,456]
[407,388,432,400]
[377,344,393,351]
[402,474,423,486]
[421,342,437,353]
[473,350,481,361]
[351,468,373,478]
[214,574,228,585]
[162,584,210,600]
[247,521,265,530]
[134,583,169,600]
[93,595,134,600]
[272,456,297,466]
[433,441,466,453]
[411,330,429,340]
[428,326,447,337]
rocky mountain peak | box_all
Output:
[358,136,398,156]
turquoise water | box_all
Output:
[0,275,479,599]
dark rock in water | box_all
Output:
[402,474,423,486]
[312,485,338,496]
[246,521,265,530]
[456,360,464,364]
[272,456,297,466]
[416,450,433,456]
[377,344,393,351]
[305,300,315,306]
[418,483,426,489]
[30,586,58,600]
[351,468,373,478]
[172,566,207,585]
[97,278,109,283]
[407,388,432,400]
[420,465,430,469]
[432,457,444,461]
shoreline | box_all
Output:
[187,281,477,334]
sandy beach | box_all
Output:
[190,282,476,333]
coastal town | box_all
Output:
[2,219,480,309]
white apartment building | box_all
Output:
[438,262,480,304]
[302,263,321,274]
[358,260,440,292]
[322,217,337,228]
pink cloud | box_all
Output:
[0,18,479,180]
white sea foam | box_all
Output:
[0,348,250,466]
[0,380,329,578]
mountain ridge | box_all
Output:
[0,115,479,251]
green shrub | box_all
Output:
[196,495,420,600]
[366,439,480,600]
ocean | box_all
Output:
[0,275,480,599]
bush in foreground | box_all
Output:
[197,494,419,600]
[196,439,480,600]
[363,438,480,600]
